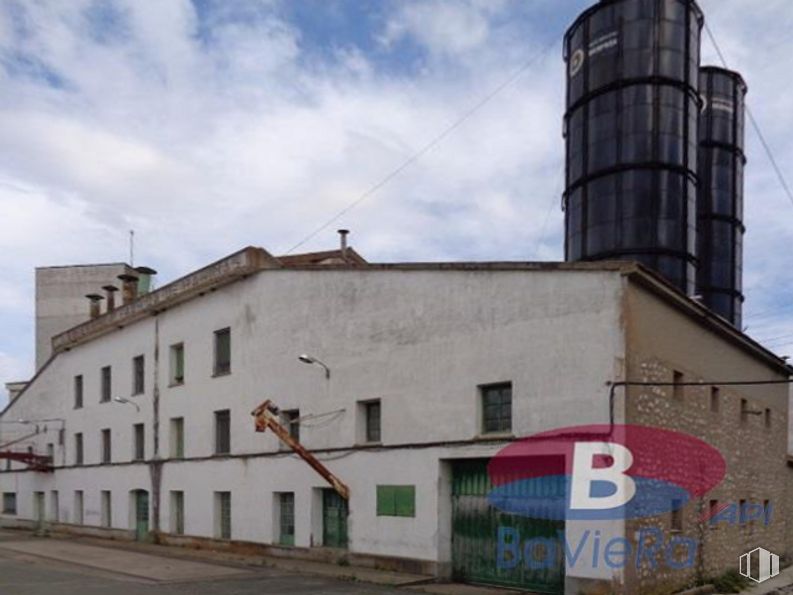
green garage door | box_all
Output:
[451,459,564,594]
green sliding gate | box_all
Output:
[451,459,564,594]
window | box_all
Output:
[739,499,747,524]
[46,443,54,461]
[765,408,772,429]
[132,355,145,395]
[74,375,83,409]
[740,398,749,424]
[101,491,112,528]
[764,499,772,526]
[100,366,112,402]
[280,410,300,446]
[672,370,684,401]
[376,485,416,518]
[215,491,231,539]
[133,424,145,461]
[74,491,84,524]
[365,401,381,443]
[101,428,112,463]
[74,433,84,466]
[170,343,185,385]
[278,492,295,545]
[170,491,184,535]
[708,499,719,528]
[671,499,683,531]
[481,383,512,434]
[170,417,184,459]
[214,410,230,455]
[2,493,16,515]
[50,491,59,522]
[710,387,720,413]
[213,328,231,376]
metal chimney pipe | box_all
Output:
[338,229,349,261]
[85,294,104,319]
[102,285,119,312]
[117,274,139,305]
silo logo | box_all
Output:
[739,548,780,584]
[487,425,725,521]
[569,49,585,77]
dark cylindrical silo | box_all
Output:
[696,66,747,327]
[563,0,703,295]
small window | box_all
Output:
[670,499,683,531]
[376,485,416,518]
[50,491,59,522]
[100,366,112,402]
[214,410,231,455]
[101,490,112,528]
[74,375,84,409]
[672,371,684,401]
[46,443,54,461]
[133,423,145,461]
[171,491,185,535]
[74,433,84,466]
[215,491,231,539]
[708,499,719,527]
[101,428,112,463]
[280,410,300,445]
[170,344,185,386]
[739,498,747,524]
[2,493,16,515]
[365,401,381,443]
[278,492,295,545]
[74,491,84,524]
[170,417,184,459]
[765,408,772,429]
[213,328,231,376]
[763,499,772,525]
[740,399,749,424]
[132,355,145,395]
[710,387,720,413]
[481,383,512,434]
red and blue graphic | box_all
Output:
[487,425,726,521]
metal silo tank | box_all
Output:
[563,0,703,295]
[696,66,747,327]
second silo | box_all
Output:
[696,67,747,327]
[564,0,703,295]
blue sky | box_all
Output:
[1,0,792,403]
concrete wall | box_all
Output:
[35,264,134,370]
[0,267,625,580]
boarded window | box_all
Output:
[213,328,231,376]
[170,344,185,385]
[215,410,230,455]
[215,491,231,539]
[132,355,145,395]
[74,433,84,465]
[366,401,381,443]
[279,492,295,545]
[74,375,83,409]
[376,485,416,518]
[101,491,112,528]
[133,424,145,461]
[481,383,512,434]
[101,428,112,463]
[170,417,184,459]
[171,491,184,535]
[100,366,112,402]
[2,493,16,515]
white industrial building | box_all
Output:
[1,244,789,594]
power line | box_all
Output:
[285,37,561,255]
[704,22,793,209]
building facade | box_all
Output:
[0,246,789,594]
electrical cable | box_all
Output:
[284,37,561,255]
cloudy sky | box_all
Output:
[1,0,792,402]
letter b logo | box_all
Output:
[570,442,636,511]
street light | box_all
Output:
[113,397,140,413]
[298,354,330,379]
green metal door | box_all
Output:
[322,489,348,549]
[451,459,564,594]
[135,491,149,541]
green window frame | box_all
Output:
[376,485,415,518]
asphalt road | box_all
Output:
[0,546,403,595]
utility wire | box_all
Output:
[285,37,561,255]
[704,22,793,209]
